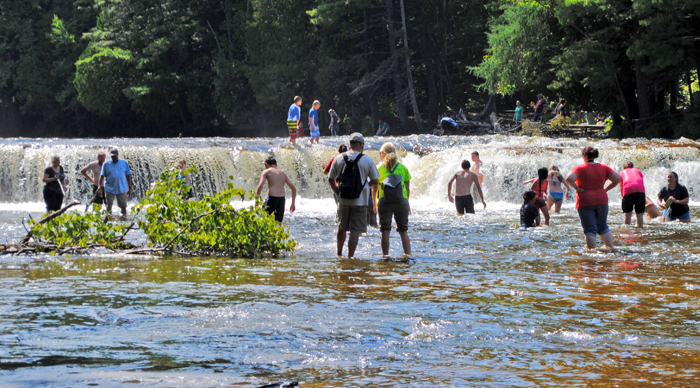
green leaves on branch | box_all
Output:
[29,168,296,258]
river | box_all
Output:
[0,135,699,387]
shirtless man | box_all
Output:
[80,151,106,209]
[448,159,486,214]
[470,151,484,186]
[256,157,297,222]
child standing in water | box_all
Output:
[520,190,541,228]
[546,165,570,213]
[523,167,551,226]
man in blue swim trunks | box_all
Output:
[309,100,321,145]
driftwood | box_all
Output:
[21,201,81,244]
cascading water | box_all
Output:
[1,136,698,206]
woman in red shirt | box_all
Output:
[565,146,621,249]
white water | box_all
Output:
[1,135,699,207]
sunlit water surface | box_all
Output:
[1,135,700,387]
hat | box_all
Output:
[110,149,119,156]
[349,132,365,143]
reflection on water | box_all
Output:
[0,196,699,386]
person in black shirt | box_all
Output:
[657,171,691,223]
[42,155,66,212]
[520,190,541,228]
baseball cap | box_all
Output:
[349,132,365,143]
[110,149,119,155]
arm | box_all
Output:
[670,196,690,205]
[328,177,339,196]
[535,214,541,227]
[447,175,456,203]
[565,172,583,193]
[604,171,620,192]
[285,175,297,212]
[99,175,105,190]
[126,175,133,197]
[523,177,536,185]
[475,179,486,208]
[310,115,316,130]
[369,178,379,213]
[561,176,572,198]
[405,180,410,200]
[42,173,57,184]
[80,163,94,183]
[256,171,267,197]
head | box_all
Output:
[516,100,521,107]
[537,94,543,100]
[337,143,348,153]
[667,171,679,187]
[313,100,320,109]
[379,142,397,169]
[549,165,560,173]
[560,99,567,106]
[110,149,119,162]
[97,152,106,165]
[293,95,302,106]
[178,159,187,170]
[537,167,548,181]
[581,146,599,162]
[50,155,60,167]
[349,132,365,152]
[523,190,536,205]
[471,151,479,162]
[461,159,471,171]
[623,161,634,169]
[329,109,336,115]
[264,157,277,169]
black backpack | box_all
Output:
[338,153,366,199]
[381,163,404,203]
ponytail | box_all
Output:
[380,142,398,170]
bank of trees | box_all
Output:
[1,0,699,138]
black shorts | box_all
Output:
[455,194,474,214]
[378,198,410,232]
[622,192,646,214]
[91,185,105,205]
[265,196,286,222]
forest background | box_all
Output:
[1,0,699,139]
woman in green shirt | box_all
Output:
[373,142,411,257]
[514,100,524,121]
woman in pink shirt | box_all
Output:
[565,146,621,249]
[619,161,646,227]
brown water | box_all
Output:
[0,136,699,386]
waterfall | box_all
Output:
[1,136,698,205]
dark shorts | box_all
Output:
[338,204,368,234]
[577,204,610,237]
[265,196,285,222]
[455,194,475,214]
[287,120,298,139]
[378,199,410,232]
[534,196,547,209]
[622,192,645,214]
[91,185,105,205]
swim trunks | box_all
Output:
[534,197,547,209]
[549,192,564,202]
[265,196,286,222]
[455,194,475,214]
[310,128,320,138]
[287,120,298,140]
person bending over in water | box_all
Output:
[256,157,297,222]
[520,190,541,228]
[448,159,486,215]
[546,165,570,213]
[645,196,661,219]
[523,167,551,226]
[619,161,646,227]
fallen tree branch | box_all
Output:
[21,202,81,244]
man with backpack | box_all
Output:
[328,133,380,258]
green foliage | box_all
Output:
[134,168,296,257]
[549,115,572,130]
[30,210,133,250]
[29,168,295,257]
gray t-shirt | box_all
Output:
[329,150,380,207]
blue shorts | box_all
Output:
[309,124,320,138]
[665,209,691,221]
[550,192,564,202]
[577,204,610,237]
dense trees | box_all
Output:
[1,0,699,138]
